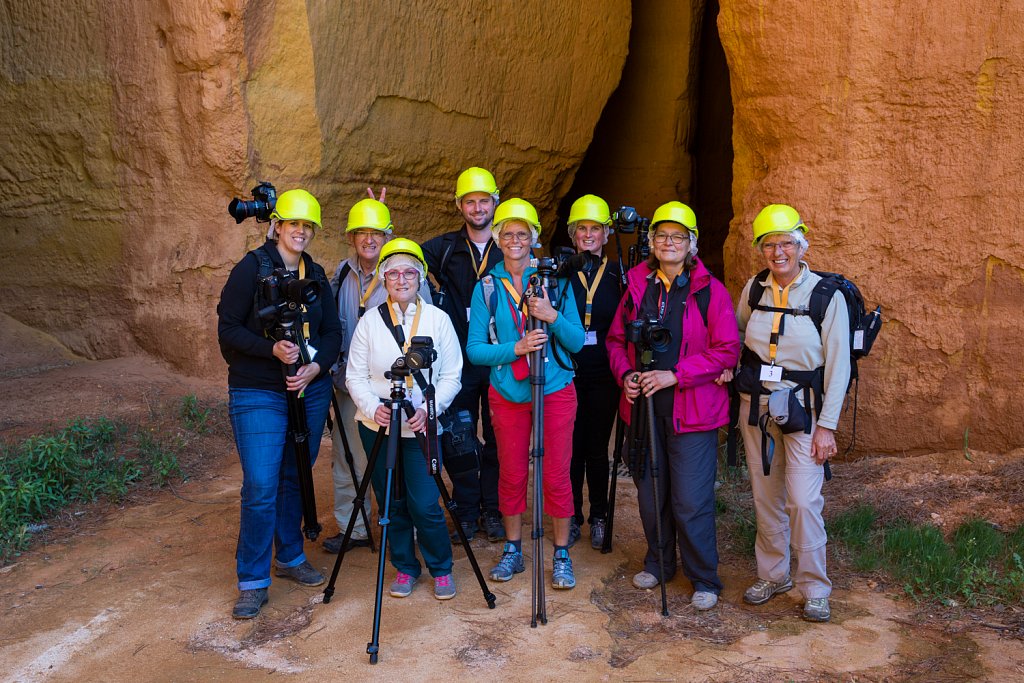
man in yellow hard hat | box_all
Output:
[421,167,505,542]
[323,192,431,555]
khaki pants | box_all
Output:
[331,390,369,539]
[739,396,830,599]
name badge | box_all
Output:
[853,329,865,351]
[306,344,318,361]
[584,330,598,346]
[466,307,472,322]
[759,364,782,382]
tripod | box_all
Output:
[627,350,670,617]
[600,417,627,554]
[322,361,496,664]
[326,387,376,552]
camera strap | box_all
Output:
[378,298,423,391]
[497,278,528,337]
[576,256,608,329]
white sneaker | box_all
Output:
[691,591,718,610]
[632,571,659,589]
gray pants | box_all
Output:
[739,396,830,599]
[632,417,722,594]
[331,390,368,539]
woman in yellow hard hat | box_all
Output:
[465,199,586,590]
[345,238,464,600]
[733,204,851,623]
[217,188,342,619]
[606,200,740,611]
[564,194,623,550]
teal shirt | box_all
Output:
[466,260,585,403]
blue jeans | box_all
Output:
[229,374,331,590]
[359,423,453,578]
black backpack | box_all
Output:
[745,268,882,452]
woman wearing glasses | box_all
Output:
[606,201,740,610]
[346,238,463,600]
[732,204,850,623]
[465,199,586,590]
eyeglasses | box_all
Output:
[760,240,798,253]
[652,232,690,245]
[352,229,384,239]
[383,269,419,282]
[499,231,532,243]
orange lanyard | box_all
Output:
[466,239,494,280]
[767,276,792,364]
[576,256,608,329]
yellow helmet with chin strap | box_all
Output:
[752,204,808,246]
[651,201,698,238]
[270,189,322,229]
[376,237,428,275]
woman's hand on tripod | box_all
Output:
[514,329,547,356]
[624,372,642,404]
[639,370,677,397]
[373,405,391,428]
[286,362,320,393]
[407,408,428,433]
[273,340,300,365]
[526,288,558,323]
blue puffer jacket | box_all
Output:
[466,260,585,403]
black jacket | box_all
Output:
[217,240,342,390]
[568,258,623,382]
[421,226,503,348]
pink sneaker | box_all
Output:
[389,572,416,597]
[434,573,456,600]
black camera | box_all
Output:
[257,267,320,327]
[405,336,437,371]
[613,205,640,234]
[533,247,603,281]
[625,317,671,353]
[228,181,277,224]
[614,205,651,262]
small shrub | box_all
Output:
[180,394,210,434]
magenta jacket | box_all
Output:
[606,258,740,433]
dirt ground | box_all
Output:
[2,321,1023,682]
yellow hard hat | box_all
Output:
[270,189,322,229]
[751,204,807,246]
[376,237,428,274]
[346,198,393,233]
[567,194,612,227]
[651,201,698,238]
[492,198,541,236]
[455,167,499,201]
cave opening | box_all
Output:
[554,0,733,282]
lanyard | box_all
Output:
[498,277,528,337]
[767,275,792,365]
[386,296,423,390]
[298,259,311,342]
[576,256,608,329]
[466,239,494,280]
[654,269,674,322]
[358,274,380,316]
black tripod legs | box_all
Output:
[646,397,670,617]
[437,477,496,609]
[602,416,627,554]
[329,390,376,552]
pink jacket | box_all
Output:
[606,258,740,433]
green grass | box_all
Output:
[179,394,211,434]
[0,413,199,564]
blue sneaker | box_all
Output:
[489,543,525,582]
[551,548,576,589]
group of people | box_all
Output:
[216,166,850,626]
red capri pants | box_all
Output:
[488,383,577,519]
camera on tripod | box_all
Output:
[532,247,603,282]
[228,181,278,224]
[404,336,437,372]
[257,268,321,329]
[613,205,651,263]
[625,317,671,353]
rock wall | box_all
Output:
[719,0,1024,453]
[0,0,630,375]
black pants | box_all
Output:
[570,374,618,524]
[631,418,722,594]
[446,361,499,524]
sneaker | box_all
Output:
[551,549,576,589]
[632,571,660,590]
[742,577,794,605]
[482,511,506,543]
[322,533,370,554]
[274,560,324,587]
[232,588,268,619]
[567,519,581,549]
[389,571,416,598]
[589,518,606,550]
[803,597,831,622]
[434,573,457,600]
[449,520,479,542]
[489,543,525,582]
[691,591,718,610]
